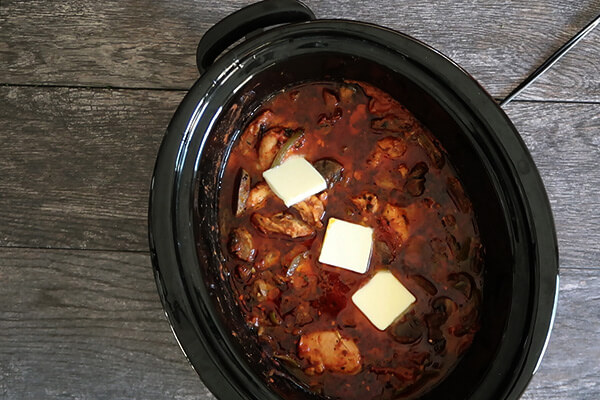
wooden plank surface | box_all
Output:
[0,249,597,399]
[1,87,599,265]
[505,102,600,269]
[1,0,599,398]
[0,86,182,251]
[522,268,600,399]
[0,248,214,400]
[1,0,599,101]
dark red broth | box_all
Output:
[218,81,484,399]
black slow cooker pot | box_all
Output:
[149,1,559,399]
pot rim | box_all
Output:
[149,18,559,400]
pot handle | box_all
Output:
[196,0,316,74]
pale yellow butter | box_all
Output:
[262,157,327,207]
[318,218,373,274]
[352,270,416,330]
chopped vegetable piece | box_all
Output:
[239,110,274,155]
[235,168,251,216]
[271,128,305,168]
[313,159,344,189]
[228,227,256,262]
[258,127,288,170]
[287,251,309,277]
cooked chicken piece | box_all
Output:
[367,136,407,167]
[239,110,274,156]
[293,194,326,228]
[378,136,408,158]
[258,127,288,170]
[339,84,357,103]
[381,203,410,245]
[251,212,315,238]
[228,227,257,262]
[247,182,274,210]
[398,164,409,179]
[298,330,361,375]
[351,192,379,215]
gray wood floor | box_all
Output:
[1,0,599,399]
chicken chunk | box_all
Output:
[293,194,327,228]
[351,192,379,215]
[228,227,257,262]
[258,127,288,170]
[298,331,361,375]
[239,110,274,156]
[367,136,407,167]
[379,203,410,252]
[251,212,315,238]
[247,182,274,210]
[378,136,408,158]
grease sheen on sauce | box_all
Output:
[218,81,484,399]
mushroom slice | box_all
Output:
[258,127,288,170]
[239,110,274,155]
[313,159,344,189]
[228,227,256,262]
[234,168,251,217]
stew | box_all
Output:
[218,81,484,399]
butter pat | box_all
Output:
[262,157,327,207]
[318,218,373,274]
[352,270,416,330]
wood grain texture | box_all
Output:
[522,268,600,399]
[1,0,599,101]
[2,87,599,266]
[0,249,598,400]
[0,248,215,400]
[505,102,600,269]
[0,86,183,251]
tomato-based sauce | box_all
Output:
[218,81,484,399]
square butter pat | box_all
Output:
[318,218,373,274]
[262,157,327,207]
[352,270,416,330]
